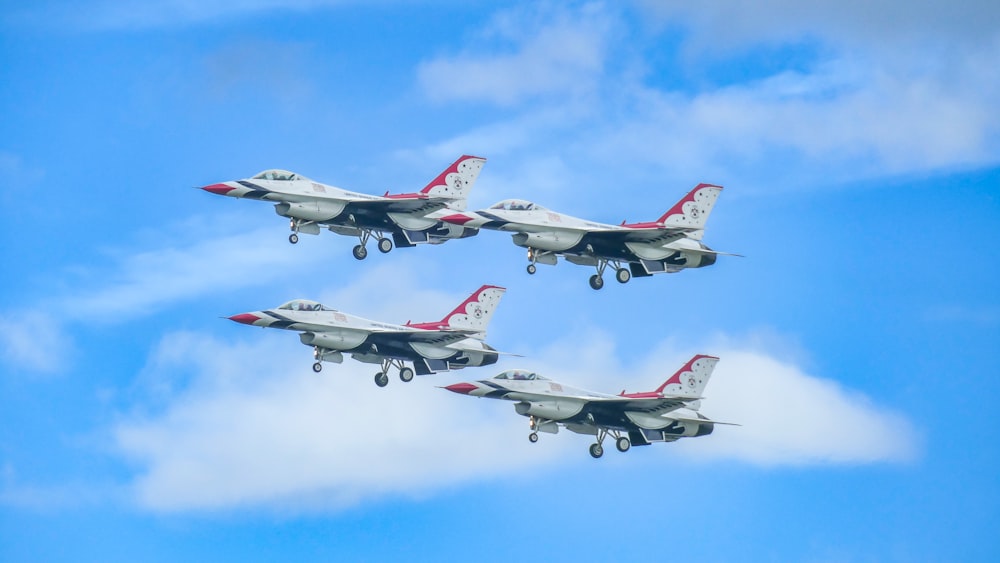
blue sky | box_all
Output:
[1,1,998,560]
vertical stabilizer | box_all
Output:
[439,285,506,338]
[655,355,720,399]
[418,155,487,210]
[656,184,722,236]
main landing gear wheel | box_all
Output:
[312,362,323,373]
[529,432,539,443]
[374,372,389,387]
[399,367,414,383]
[615,267,631,284]
[377,237,393,254]
[589,443,604,458]
[526,264,537,275]
[616,436,631,452]
[589,274,605,290]
[352,244,368,261]
[289,233,299,244]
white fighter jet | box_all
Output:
[444,355,734,458]
[441,183,737,289]
[202,155,486,259]
[227,285,507,387]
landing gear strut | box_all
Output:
[351,228,391,260]
[288,218,316,244]
[372,358,415,387]
[590,428,630,458]
[588,259,628,290]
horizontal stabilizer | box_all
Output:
[672,415,741,426]
[684,247,744,258]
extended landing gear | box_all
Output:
[616,436,631,452]
[526,248,554,276]
[589,428,630,458]
[399,366,414,383]
[312,362,323,373]
[288,218,317,244]
[372,358,415,387]
[529,432,539,443]
[351,229,392,260]
[588,259,628,290]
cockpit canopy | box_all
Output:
[489,199,543,212]
[277,299,333,312]
[493,369,546,381]
[252,169,306,182]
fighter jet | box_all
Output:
[201,155,486,259]
[227,285,507,387]
[444,355,734,458]
[441,183,737,289]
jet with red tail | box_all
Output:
[444,355,735,458]
[441,183,738,289]
[202,155,485,259]
[228,285,508,387]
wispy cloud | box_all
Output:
[414,2,1000,189]
[417,2,613,106]
[61,224,320,322]
[0,312,72,375]
[12,0,351,31]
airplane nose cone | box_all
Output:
[443,382,479,395]
[228,313,261,325]
[202,183,236,195]
[440,213,476,226]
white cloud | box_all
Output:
[17,0,351,31]
[417,2,613,106]
[62,223,323,322]
[115,330,569,512]
[113,321,918,512]
[414,2,1000,190]
[0,311,72,375]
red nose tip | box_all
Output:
[440,213,473,225]
[228,313,261,325]
[444,382,478,395]
[202,183,236,195]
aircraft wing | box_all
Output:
[583,225,695,244]
[578,395,694,415]
[348,196,452,215]
[366,327,480,346]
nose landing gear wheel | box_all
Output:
[589,443,604,458]
[289,233,299,244]
[615,267,631,284]
[399,367,414,383]
[589,274,604,290]
[616,436,631,452]
[529,432,539,443]
[377,237,393,254]
[352,244,368,260]
[312,362,323,373]
[374,372,389,387]
[527,264,537,275]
